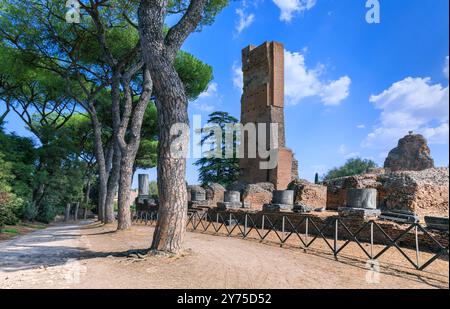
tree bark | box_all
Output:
[64,203,71,222]
[138,0,206,254]
[84,179,91,220]
[142,60,189,253]
[138,0,208,253]
[117,152,134,230]
[150,73,189,253]
[90,110,108,223]
[103,72,123,224]
[116,70,152,230]
[74,202,79,221]
[104,139,121,224]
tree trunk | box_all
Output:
[117,152,134,230]
[116,71,152,230]
[64,203,71,222]
[74,202,79,222]
[146,61,189,253]
[84,179,91,220]
[90,111,107,223]
[104,140,121,224]
[151,93,189,253]
[138,0,208,254]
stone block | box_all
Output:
[379,211,419,224]
[425,216,449,231]
[338,207,381,220]
[225,191,241,203]
[241,183,273,211]
[217,202,242,211]
[188,185,206,202]
[346,188,377,209]
[272,190,294,205]
[288,179,327,209]
[204,183,225,206]
[380,168,449,220]
[324,174,385,210]
[293,204,314,213]
[263,203,293,212]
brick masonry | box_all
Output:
[239,41,296,190]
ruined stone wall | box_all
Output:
[288,179,327,209]
[229,182,274,210]
[204,183,226,207]
[380,168,449,219]
[324,174,385,210]
[239,41,294,190]
[323,168,449,220]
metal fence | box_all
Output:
[133,210,449,272]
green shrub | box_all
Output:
[22,201,38,221]
[0,228,19,234]
[35,203,57,224]
[324,158,378,180]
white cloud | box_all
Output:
[232,50,351,106]
[338,144,347,155]
[338,144,359,159]
[319,76,351,106]
[192,82,221,112]
[284,50,351,106]
[444,56,449,79]
[363,75,449,149]
[235,9,255,34]
[199,82,218,99]
[192,103,215,112]
[232,62,243,91]
[272,0,317,22]
[357,124,366,129]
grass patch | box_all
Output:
[0,228,19,234]
[19,222,47,229]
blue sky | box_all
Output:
[2,0,449,187]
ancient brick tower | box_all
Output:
[239,41,296,190]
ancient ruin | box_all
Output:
[217,191,246,210]
[239,41,297,190]
[240,183,274,210]
[324,132,448,223]
[288,179,327,212]
[379,168,448,221]
[384,132,435,171]
[186,43,448,234]
[338,188,381,220]
[263,190,295,212]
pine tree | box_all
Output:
[314,173,319,184]
[194,111,240,187]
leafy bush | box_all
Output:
[21,201,38,221]
[0,153,22,227]
[324,158,378,180]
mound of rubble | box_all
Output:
[384,133,435,171]
[287,179,327,210]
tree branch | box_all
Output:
[0,98,11,124]
[164,0,207,62]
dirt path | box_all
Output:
[0,221,448,289]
